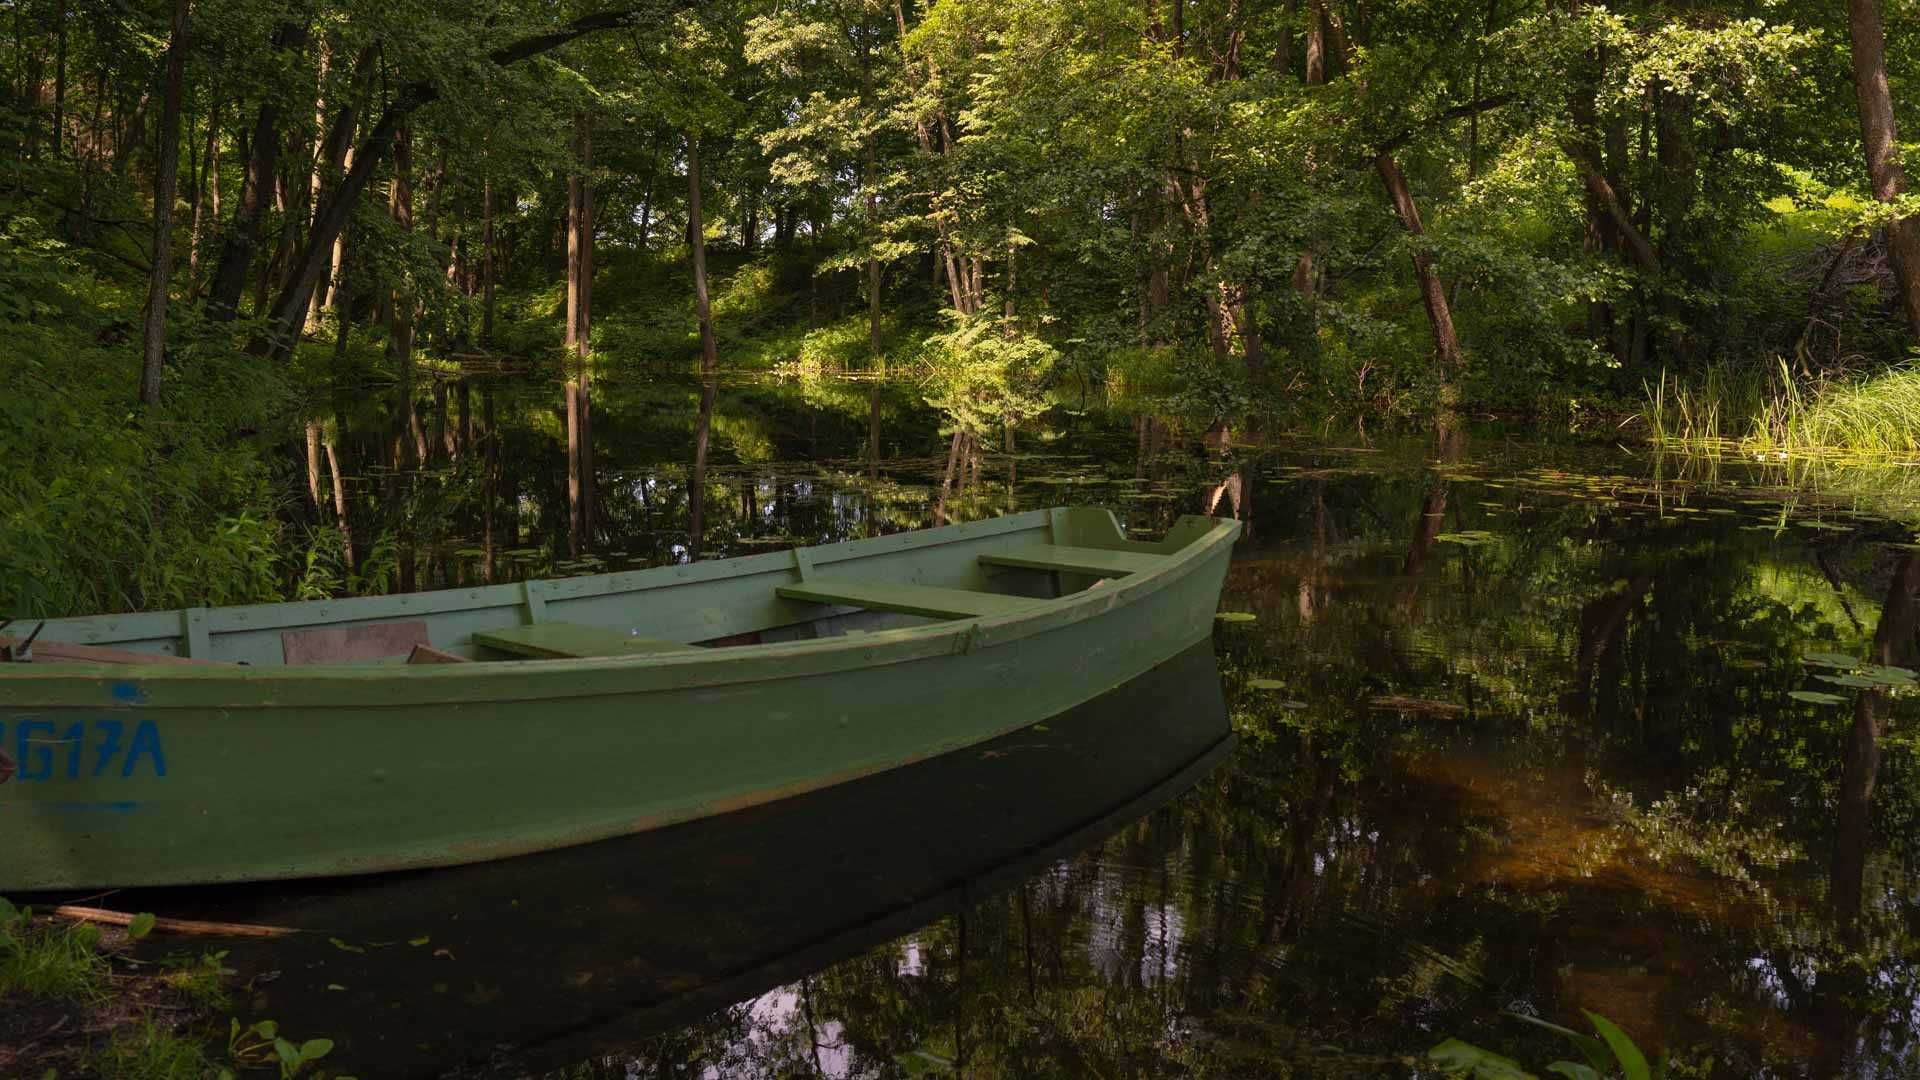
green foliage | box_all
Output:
[89,1018,221,1080]
[1433,1011,1663,1080]
[920,318,1058,435]
[0,217,290,618]
[227,1018,340,1079]
[0,901,110,1002]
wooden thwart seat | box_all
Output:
[978,544,1165,577]
[777,578,1044,620]
[473,622,697,660]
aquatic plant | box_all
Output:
[1643,359,1920,459]
[1432,1010,1660,1080]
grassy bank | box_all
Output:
[1,898,344,1078]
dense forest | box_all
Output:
[0,0,1915,616]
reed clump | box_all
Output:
[1643,360,1920,460]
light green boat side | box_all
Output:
[0,507,1238,891]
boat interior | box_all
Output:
[0,509,1221,669]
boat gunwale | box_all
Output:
[0,512,1240,708]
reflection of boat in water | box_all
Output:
[128,642,1231,1077]
[1,508,1236,891]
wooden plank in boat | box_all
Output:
[979,544,1165,577]
[282,621,431,665]
[0,634,221,665]
[472,622,696,659]
[776,579,1044,620]
[406,644,471,665]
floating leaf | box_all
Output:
[1803,652,1858,668]
[1435,531,1495,546]
[329,937,365,954]
[1789,691,1848,705]
[1858,664,1918,686]
[1369,695,1467,716]
[1817,674,1879,688]
[1248,678,1286,690]
[127,912,157,940]
[1214,612,1256,623]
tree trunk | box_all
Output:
[481,178,496,347]
[1375,153,1464,410]
[140,0,189,409]
[304,41,331,333]
[1831,554,1920,917]
[1847,0,1920,337]
[207,20,308,320]
[689,375,717,561]
[188,98,218,273]
[688,135,718,375]
[566,112,594,550]
[324,434,352,566]
[388,122,416,373]
[304,420,323,512]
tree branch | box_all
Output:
[1374,93,1518,158]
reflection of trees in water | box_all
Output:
[306,400,1920,1075]
[592,453,1920,1077]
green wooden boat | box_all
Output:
[0,507,1238,891]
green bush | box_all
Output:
[0,216,290,618]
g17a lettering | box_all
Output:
[0,718,167,781]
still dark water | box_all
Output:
[154,374,1920,1076]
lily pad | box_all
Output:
[1435,531,1495,546]
[1248,678,1286,690]
[1858,664,1918,686]
[1803,652,1858,668]
[1817,674,1879,688]
[1789,690,1849,706]
[1214,612,1257,624]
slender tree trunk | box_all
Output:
[688,135,718,375]
[1376,153,1464,410]
[140,0,190,409]
[304,41,331,333]
[1275,0,1295,74]
[481,178,496,347]
[187,98,216,270]
[388,122,416,372]
[51,4,65,157]
[1847,0,1920,336]
[304,420,324,512]
[324,434,352,566]
[689,375,716,561]
[188,98,218,274]
[566,112,595,550]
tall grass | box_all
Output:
[1644,360,1920,459]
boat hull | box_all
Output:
[1,512,1237,890]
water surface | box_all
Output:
[171,375,1920,1075]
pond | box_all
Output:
[151,373,1920,1076]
